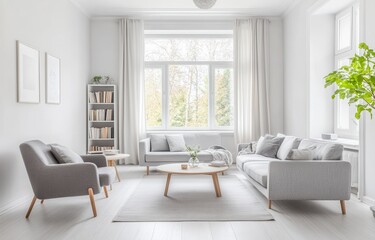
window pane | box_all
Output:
[145,68,162,128]
[336,58,350,130]
[145,38,233,61]
[215,68,234,127]
[168,65,209,128]
[337,13,352,51]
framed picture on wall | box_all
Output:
[46,53,61,104]
[17,41,40,103]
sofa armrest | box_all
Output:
[139,138,151,166]
[81,154,107,168]
[34,163,101,199]
[268,160,351,200]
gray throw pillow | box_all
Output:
[255,134,274,153]
[256,136,284,158]
[287,146,316,160]
[50,144,83,164]
[150,134,169,152]
[166,135,186,152]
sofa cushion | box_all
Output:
[298,139,343,160]
[276,136,302,160]
[236,154,276,170]
[50,144,83,164]
[146,151,213,163]
[150,134,169,152]
[98,167,116,186]
[287,147,315,160]
[166,134,186,152]
[256,136,284,158]
[183,133,221,150]
[243,162,269,187]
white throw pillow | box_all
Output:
[166,135,186,152]
[287,146,316,160]
[276,136,302,160]
[150,134,170,152]
[50,144,83,164]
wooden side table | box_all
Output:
[104,153,130,182]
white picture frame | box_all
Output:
[17,41,40,103]
[46,53,61,104]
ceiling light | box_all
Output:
[193,0,217,9]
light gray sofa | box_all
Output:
[139,133,222,174]
[19,140,115,218]
[237,137,351,214]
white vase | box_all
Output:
[188,157,200,168]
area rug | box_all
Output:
[113,174,274,222]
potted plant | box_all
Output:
[91,76,102,84]
[324,42,375,216]
[186,145,200,168]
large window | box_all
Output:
[144,34,234,130]
[334,6,359,139]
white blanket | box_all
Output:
[205,146,233,166]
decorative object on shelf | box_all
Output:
[91,75,112,84]
[193,0,217,9]
[17,41,40,103]
[46,53,61,104]
[181,163,188,170]
[321,133,338,140]
[325,42,375,119]
[186,145,200,168]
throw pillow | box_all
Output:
[255,134,274,153]
[50,144,84,164]
[150,134,169,152]
[276,136,302,160]
[256,136,284,158]
[287,146,316,160]
[166,135,186,152]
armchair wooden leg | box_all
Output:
[88,188,97,217]
[110,184,112,191]
[268,200,272,209]
[146,166,150,175]
[103,186,109,198]
[26,196,37,219]
[340,200,346,215]
[40,200,44,204]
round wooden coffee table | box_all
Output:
[156,163,229,197]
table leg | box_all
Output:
[212,173,222,197]
[164,173,172,197]
[108,160,121,182]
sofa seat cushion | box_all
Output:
[243,162,269,188]
[145,151,213,163]
[98,167,116,186]
[236,154,276,170]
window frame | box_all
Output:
[144,34,234,131]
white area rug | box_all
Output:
[113,174,274,222]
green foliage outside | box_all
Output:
[325,43,375,119]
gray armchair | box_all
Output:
[19,140,115,218]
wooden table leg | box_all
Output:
[108,160,121,182]
[164,173,172,197]
[211,173,222,197]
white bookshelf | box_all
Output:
[87,84,117,154]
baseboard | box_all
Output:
[0,195,32,216]
[362,196,375,206]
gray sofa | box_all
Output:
[237,137,351,214]
[139,133,222,174]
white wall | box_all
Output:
[90,18,284,136]
[0,0,90,212]
[362,0,375,203]
[309,14,335,138]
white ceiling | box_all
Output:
[71,0,298,17]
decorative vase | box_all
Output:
[188,157,200,168]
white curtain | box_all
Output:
[118,19,146,165]
[234,18,271,144]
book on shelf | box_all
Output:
[89,127,113,139]
[89,91,114,103]
[89,109,113,121]
[89,146,115,152]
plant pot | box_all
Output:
[188,157,200,168]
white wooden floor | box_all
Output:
[0,166,374,240]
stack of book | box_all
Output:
[89,146,115,152]
[89,109,113,121]
[89,127,113,139]
[89,91,114,103]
